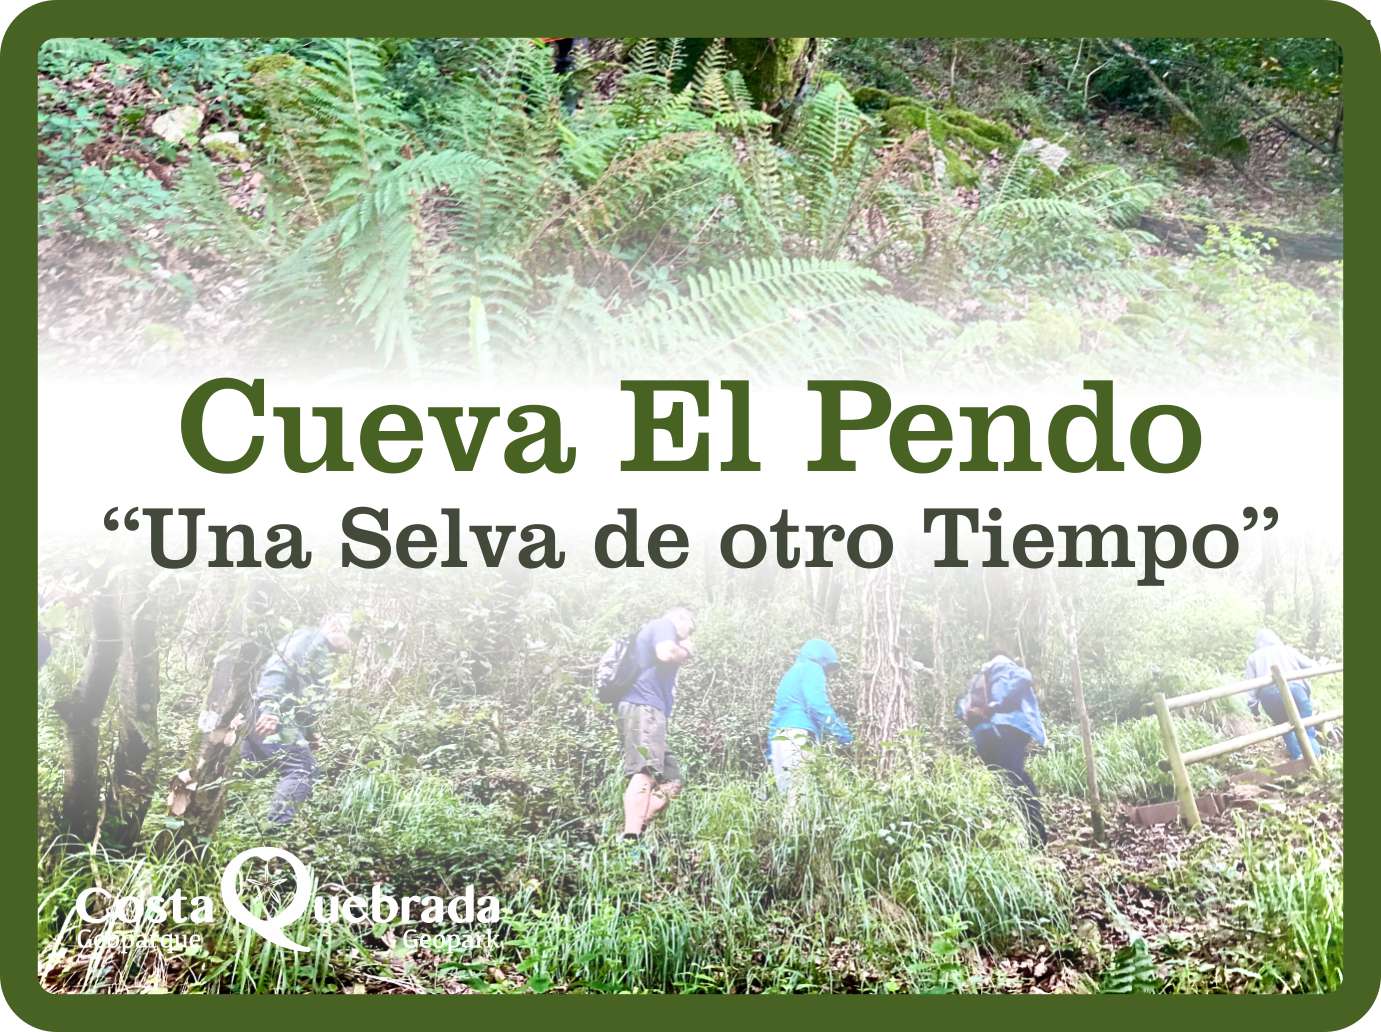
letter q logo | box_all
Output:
[221,846,312,951]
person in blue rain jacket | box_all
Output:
[956,651,1047,845]
[766,639,853,795]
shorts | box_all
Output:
[617,701,682,782]
[769,727,814,794]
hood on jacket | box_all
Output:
[797,639,839,669]
[1254,629,1284,650]
[982,653,1015,672]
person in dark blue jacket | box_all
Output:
[766,639,853,796]
[956,652,1047,846]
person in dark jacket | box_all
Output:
[765,639,852,797]
[956,652,1047,846]
[241,614,352,827]
[540,37,586,111]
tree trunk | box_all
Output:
[725,38,819,120]
[1307,555,1326,654]
[930,580,950,728]
[54,570,122,845]
[104,572,160,852]
[1067,615,1104,843]
[855,567,914,763]
[163,637,263,849]
[1050,578,1104,842]
[1261,538,1277,620]
[810,566,843,627]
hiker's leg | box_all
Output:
[553,38,584,112]
[643,752,683,826]
[266,743,316,827]
[1258,685,1302,759]
[996,727,1046,846]
[771,735,805,795]
[644,778,681,824]
[973,727,1003,770]
[1010,758,1047,845]
[1291,682,1322,757]
[240,732,271,776]
[618,702,668,836]
[553,38,575,74]
[623,772,657,837]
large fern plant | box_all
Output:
[965,140,1164,296]
[176,37,953,372]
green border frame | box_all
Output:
[4,3,1373,1027]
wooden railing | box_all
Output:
[1152,662,1342,829]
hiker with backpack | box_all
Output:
[596,606,695,844]
[1245,628,1324,761]
[956,651,1048,846]
[765,639,852,798]
[241,614,353,828]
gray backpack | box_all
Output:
[595,634,642,704]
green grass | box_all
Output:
[39,744,1067,994]
[1031,716,1228,804]
[512,747,1067,992]
[1234,814,1343,993]
[1171,810,1343,994]
[36,729,1345,994]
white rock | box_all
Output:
[151,105,203,145]
[201,130,248,160]
[1019,137,1070,174]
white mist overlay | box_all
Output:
[39,373,1341,565]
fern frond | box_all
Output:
[175,153,281,261]
[621,257,950,374]
[421,252,535,361]
[783,81,880,257]
[1101,939,1159,993]
[300,38,404,209]
[39,38,135,73]
[686,39,728,107]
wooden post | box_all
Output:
[1175,709,1341,766]
[1153,693,1199,829]
[1272,664,1319,771]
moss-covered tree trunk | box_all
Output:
[55,570,122,845]
[164,637,263,850]
[104,572,160,852]
[726,38,819,119]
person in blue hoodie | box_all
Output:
[766,639,853,796]
[956,651,1047,846]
